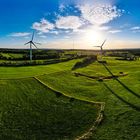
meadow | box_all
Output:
[0,56,140,139]
[0,77,99,140]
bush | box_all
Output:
[72,55,97,70]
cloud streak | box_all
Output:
[130,26,140,33]
[9,32,31,37]
[109,30,122,34]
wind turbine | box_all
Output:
[24,32,41,62]
[93,39,107,60]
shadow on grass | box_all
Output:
[103,82,140,111]
[102,63,140,99]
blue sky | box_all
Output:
[0,0,140,49]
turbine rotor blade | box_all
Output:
[93,46,101,48]
[31,31,35,41]
[32,42,38,49]
[101,39,107,47]
[24,41,30,45]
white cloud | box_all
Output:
[130,26,140,33]
[109,30,122,34]
[9,32,31,37]
[78,4,124,25]
[56,16,83,30]
[32,18,55,33]
[65,30,71,33]
[49,30,59,35]
[131,26,140,30]
[72,25,110,35]
[97,26,110,31]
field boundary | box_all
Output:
[33,77,105,140]
[74,72,128,80]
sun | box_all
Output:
[84,30,103,45]
[76,26,106,49]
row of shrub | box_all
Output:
[0,55,87,67]
[72,55,97,70]
[0,52,84,61]
[0,53,61,60]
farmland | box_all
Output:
[1,0,140,139]
[0,77,99,139]
[0,52,140,139]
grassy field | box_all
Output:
[0,57,140,139]
[37,58,140,140]
[0,59,81,79]
[0,78,98,140]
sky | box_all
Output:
[0,0,140,49]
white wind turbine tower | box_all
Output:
[93,39,107,60]
[24,32,41,62]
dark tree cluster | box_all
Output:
[72,55,97,70]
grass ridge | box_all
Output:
[33,76,105,140]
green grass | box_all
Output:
[8,53,23,59]
[36,58,140,140]
[0,57,140,139]
[0,59,80,79]
[0,78,98,140]
[0,53,23,59]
